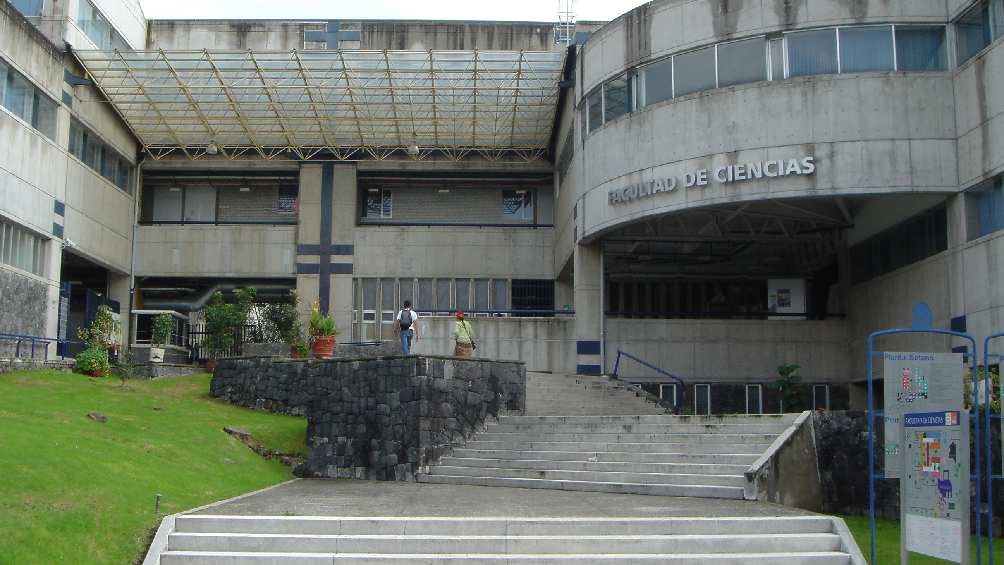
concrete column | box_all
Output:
[108,273,130,355]
[295,163,356,339]
[44,242,62,359]
[573,242,602,375]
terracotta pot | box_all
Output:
[290,347,304,359]
[206,358,218,371]
[311,335,336,359]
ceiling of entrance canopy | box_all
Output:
[73,49,566,161]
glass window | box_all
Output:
[474,279,490,311]
[380,279,396,322]
[956,0,993,64]
[455,278,471,310]
[967,176,1004,240]
[896,26,947,71]
[502,190,533,221]
[436,279,452,312]
[839,26,894,73]
[746,384,763,414]
[418,278,434,311]
[603,74,631,122]
[673,46,716,96]
[813,384,830,410]
[717,37,767,87]
[11,0,44,17]
[0,60,6,104]
[363,189,392,219]
[695,384,711,415]
[183,186,216,223]
[660,384,677,407]
[0,218,46,277]
[769,38,785,80]
[787,28,838,77]
[151,187,183,222]
[586,88,603,133]
[492,279,509,312]
[642,57,673,106]
[5,70,33,122]
[399,279,414,307]
[78,0,130,50]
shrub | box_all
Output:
[75,347,110,376]
[262,290,301,344]
[203,289,256,358]
[77,305,117,351]
[771,363,804,413]
[151,313,174,347]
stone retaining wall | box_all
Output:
[211,355,526,480]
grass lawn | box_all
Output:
[842,514,1004,564]
[0,370,307,564]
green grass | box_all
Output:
[842,514,1004,564]
[0,370,307,565]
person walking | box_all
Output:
[395,300,419,354]
[452,310,476,357]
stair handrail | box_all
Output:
[610,350,685,413]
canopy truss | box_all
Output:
[74,49,566,162]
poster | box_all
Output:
[882,352,964,478]
[902,410,968,563]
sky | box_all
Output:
[138,0,649,22]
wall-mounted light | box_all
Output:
[239,187,251,192]
[437,189,450,193]
[406,145,420,156]
[206,141,220,155]
[168,187,181,192]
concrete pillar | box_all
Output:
[573,242,602,375]
[296,163,356,340]
[44,242,62,359]
[108,273,131,355]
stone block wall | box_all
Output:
[211,355,526,480]
[0,268,49,358]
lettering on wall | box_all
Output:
[608,156,816,205]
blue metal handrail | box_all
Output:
[0,333,56,359]
[610,350,685,412]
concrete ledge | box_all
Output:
[743,411,822,511]
[830,516,868,565]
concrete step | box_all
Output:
[166,532,841,554]
[437,457,750,475]
[486,422,791,435]
[499,414,799,425]
[173,515,836,537]
[424,465,746,487]
[416,473,745,498]
[448,448,761,465]
[160,551,853,564]
[463,440,771,454]
[475,432,781,444]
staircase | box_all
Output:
[159,514,858,564]
[525,372,667,416]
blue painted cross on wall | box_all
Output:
[304,21,362,48]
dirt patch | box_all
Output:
[223,426,303,468]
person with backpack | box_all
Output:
[452,310,476,357]
[395,301,419,354]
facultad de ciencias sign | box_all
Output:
[607,156,816,205]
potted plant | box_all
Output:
[308,303,338,359]
[149,312,173,363]
[75,304,118,377]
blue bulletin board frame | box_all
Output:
[867,304,979,565]
[983,332,1004,565]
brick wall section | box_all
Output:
[211,355,526,480]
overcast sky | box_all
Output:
[138,0,648,22]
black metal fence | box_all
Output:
[187,323,255,362]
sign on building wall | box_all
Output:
[882,352,964,478]
[901,410,968,563]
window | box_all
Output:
[660,384,677,407]
[717,37,767,87]
[787,28,838,77]
[436,279,452,313]
[474,279,490,312]
[511,279,555,314]
[896,26,947,71]
[380,279,396,323]
[418,278,435,312]
[0,217,47,277]
[839,26,894,73]
[78,0,130,50]
[11,0,43,17]
[955,0,997,64]
[746,384,763,414]
[455,279,471,311]
[492,279,509,313]
[850,205,948,283]
[585,88,603,133]
[768,38,786,80]
[0,58,58,141]
[813,384,830,411]
[642,57,673,106]
[673,46,716,96]
[695,384,711,415]
[361,278,377,322]
[183,186,216,223]
[966,176,1004,240]
[603,74,632,122]
[68,119,134,192]
[363,189,392,219]
[502,190,533,221]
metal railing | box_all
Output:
[0,333,82,359]
[611,350,686,412]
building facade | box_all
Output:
[2,0,1003,413]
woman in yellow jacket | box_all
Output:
[452,310,476,357]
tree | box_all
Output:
[772,363,803,413]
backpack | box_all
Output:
[399,309,413,330]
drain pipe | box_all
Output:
[599,242,606,374]
[127,158,144,352]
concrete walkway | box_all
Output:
[193,478,813,519]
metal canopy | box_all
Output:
[74,49,566,161]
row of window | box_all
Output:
[78,0,130,51]
[10,0,43,17]
[849,205,948,284]
[142,181,298,224]
[69,119,134,193]
[353,277,557,322]
[641,383,832,415]
[957,0,1004,64]
[0,57,58,141]
[967,174,1004,241]
[584,24,947,134]
[361,189,535,222]
[0,217,47,277]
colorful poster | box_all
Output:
[882,352,964,478]
[902,410,968,563]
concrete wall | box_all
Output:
[410,316,575,374]
[605,318,850,383]
[954,27,1004,189]
[134,225,296,277]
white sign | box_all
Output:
[905,514,963,562]
[608,156,816,205]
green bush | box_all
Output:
[771,363,804,413]
[77,305,117,350]
[308,305,337,337]
[203,289,256,358]
[151,313,174,347]
[75,347,110,376]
